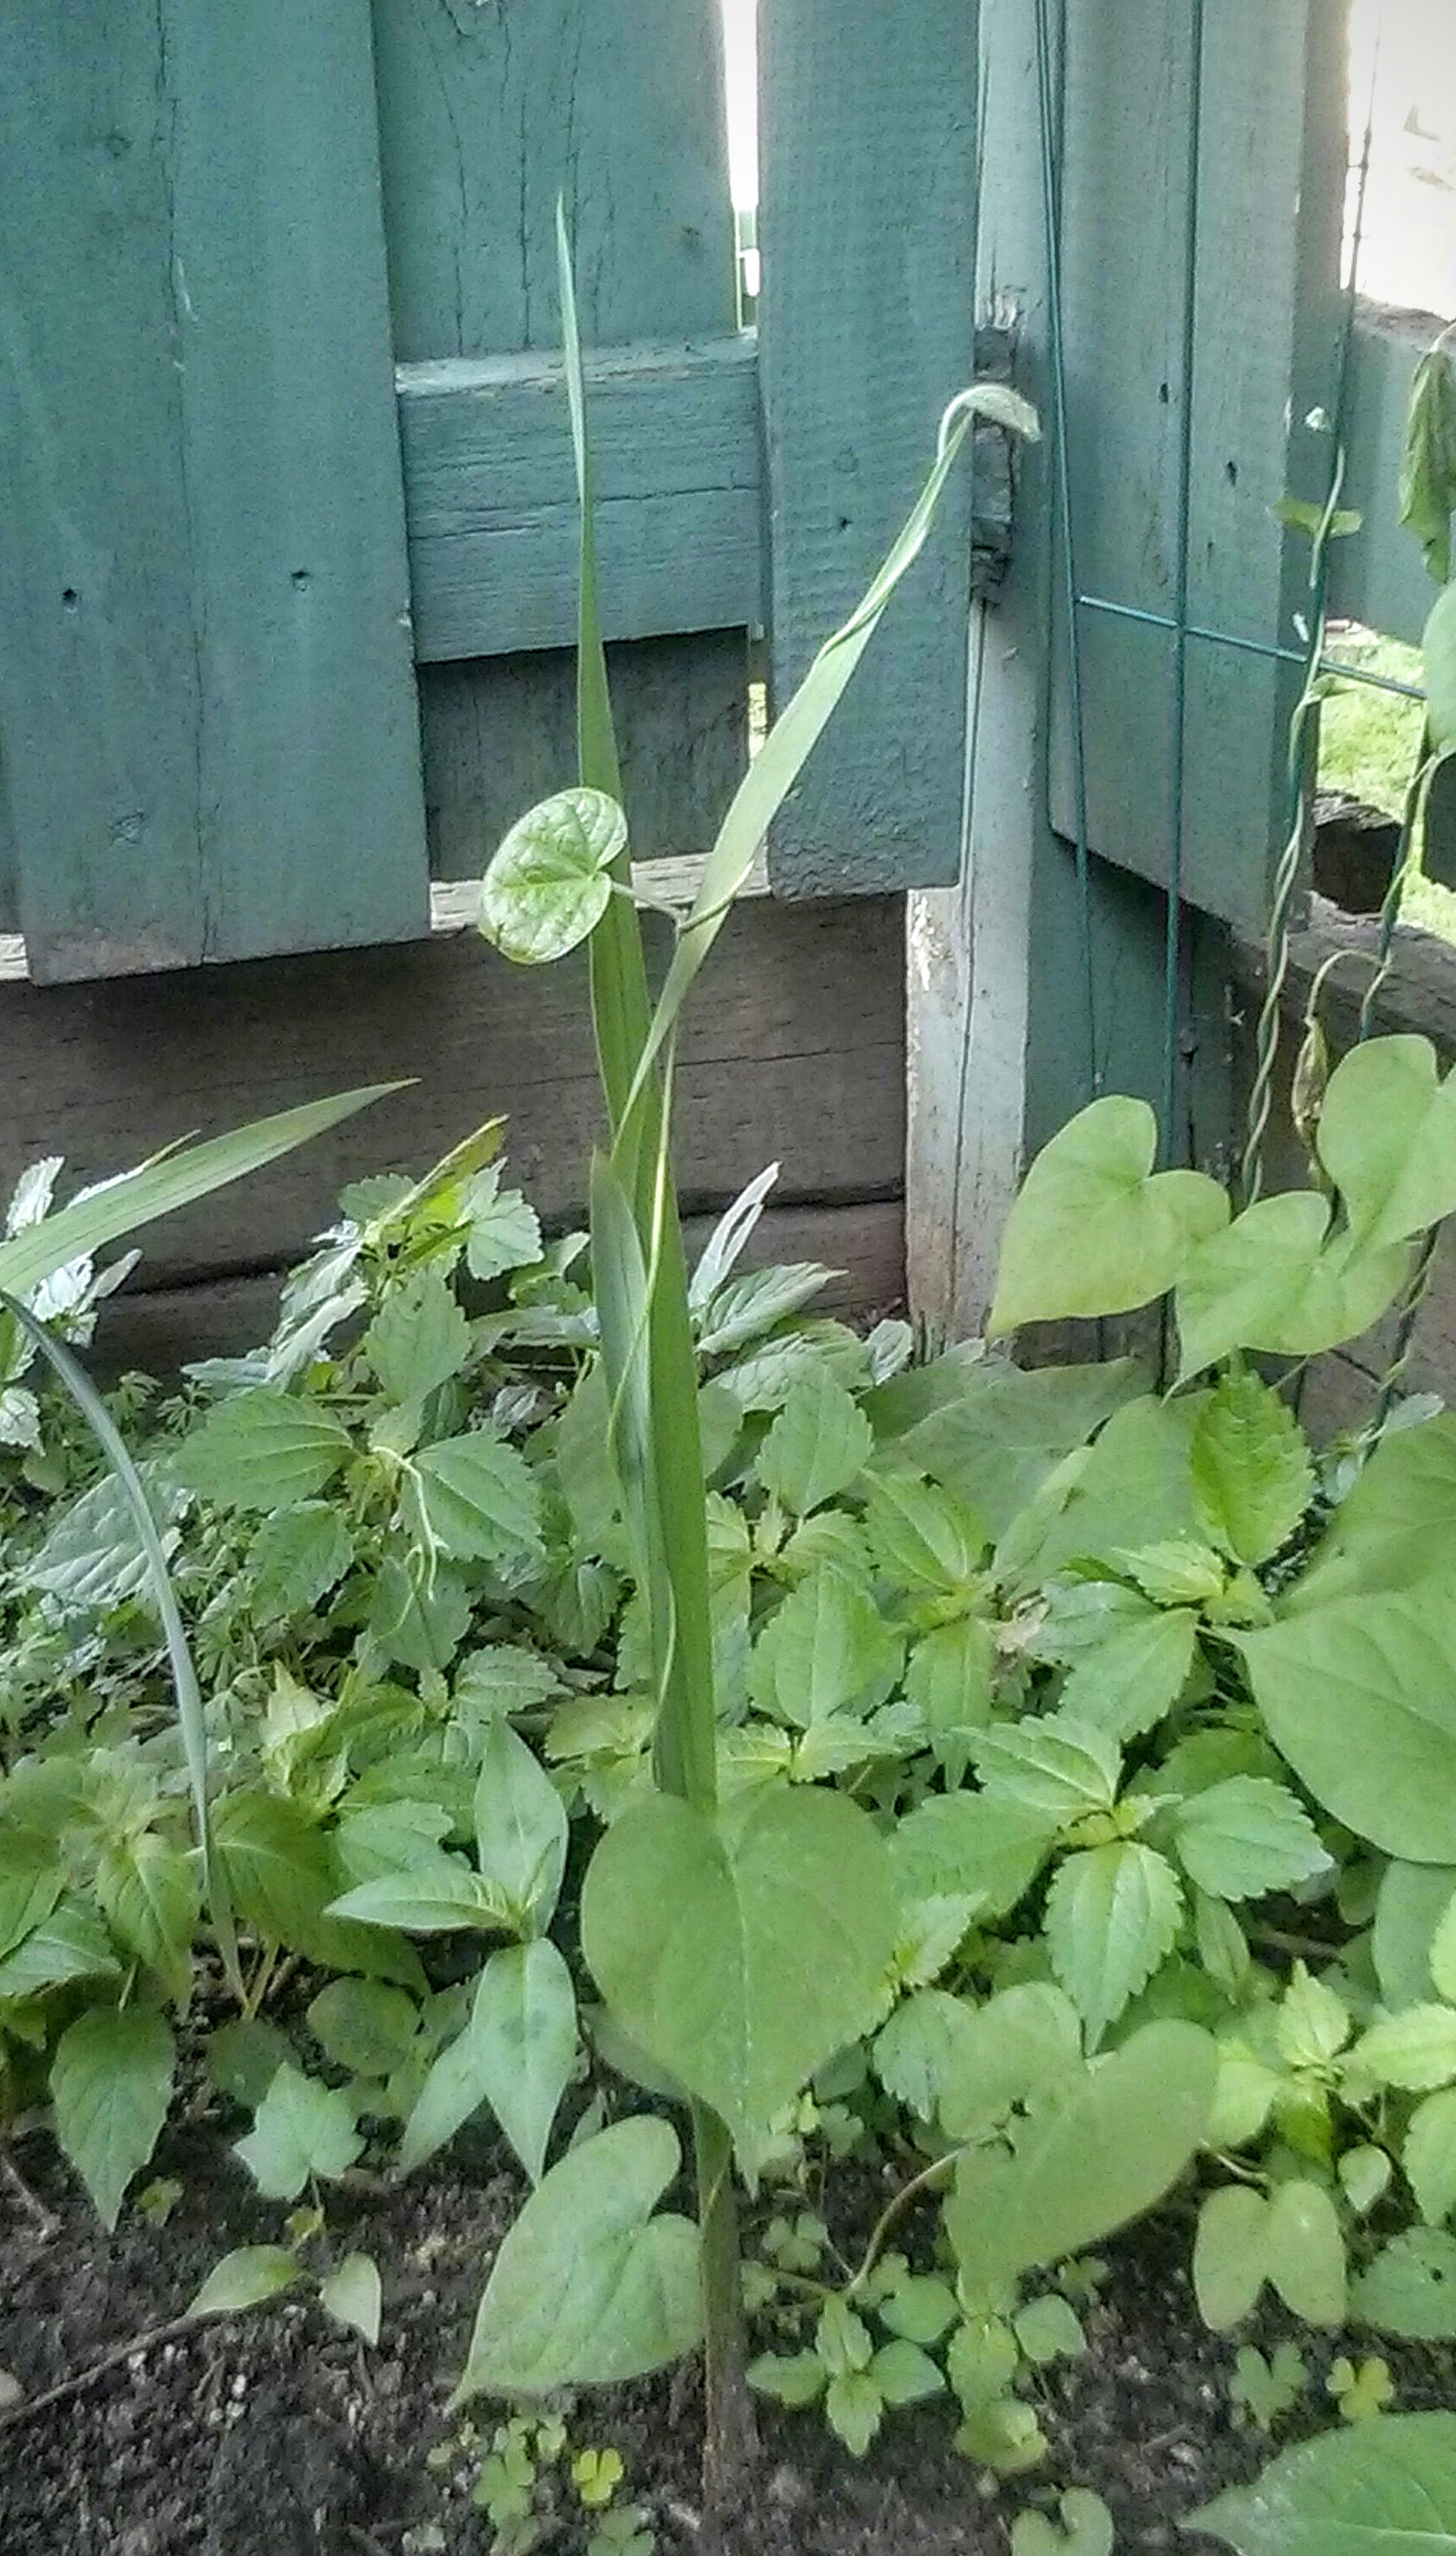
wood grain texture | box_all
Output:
[421,635,749,873]
[369,0,736,362]
[400,337,761,661]
[93,1201,905,1378]
[1335,305,1450,650]
[1049,0,1345,933]
[907,0,1236,1339]
[368,0,749,901]
[0,896,904,1291]
[756,0,980,896]
[0,0,429,983]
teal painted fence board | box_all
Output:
[369,0,737,362]
[371,0,749,890]
[401,338,762,661]
[757,0,980,897]
[0,0,429,984]
[1048,0,1344,937]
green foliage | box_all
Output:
[454,2119,702,2399]
[1191,2412,1456,2553]
[1401,338,1456,585]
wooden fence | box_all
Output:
[2,2,1453,1371]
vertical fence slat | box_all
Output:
[1048,0,1345,937]
[0,0,428,982]
[757,0,980,896]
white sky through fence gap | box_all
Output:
[1347,0,1455,320]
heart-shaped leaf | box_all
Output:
[946,2019,1217,2294]
[581,1788,899,2159]
[1237,1586,1456,1861]
[478,787,627,965]
[989,1096,1227,1332]
[1176,1192,1410,1378]
[401,1940,576,2183]
[1189,2412,1456,2555]
[454,2118,701,2398]
[1318,1035,1456,1254]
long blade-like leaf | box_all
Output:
[615,385,1039,1135]
[0,1084,408,1301]
[0,1290,239,1992]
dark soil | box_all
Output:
[0,2123,1410,2556]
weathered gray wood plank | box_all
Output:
[1049,0,1345,934]
[0,896,905,1290]
[0,0,429,983]
[757,0,980,896]
[400,338,761,661]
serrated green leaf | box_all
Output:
[50,2007,174,2229]
[872,1988,981,2119]
[581,1787,899,2158]
[877,2276,958,2346]
[214,1788,424,1987]
[860,1469,987,1591]
[94,1834,199,2007]
[454,2118,701,2397]
[233,2063,361,2200]
[1191,1371,1314,1565]
[1045,1842,1183,2045]
[245,1502,355,1621]
[825,2368,884,2456]
[891,1789,1054,1918]
[756,1369,872,1514]
[1348,2006,1456,2094]
[179,1389,352,1512]
[1060,1607,1199,1743]
[1405,2089,1456,2226]
[412,1431,544,1568]
[0,1841,62,1963]
[946,2021,1217,2291]
[1430,1892,1456,2002]
[1195,2183,1270,2330]
[1189,2412,1456,2554]
[902,1617,996,1769]
[989,1097,1228,1332]
[750,1566,903,1729]
[1030,1394,1206,1583]
[327,1858,508,1936]
[320,2251,382,2346]
[0,1895,120,1999]
[27,1463,187,1614]
[970,1713,1120,1823]
[188,2246,303,2319]
[1174,1777,1331,1902]
[363,1267,472,1407]
[464,1174,543,1284]
[1237,1586,1456,1860]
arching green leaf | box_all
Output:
[1189,2412,1456,2554]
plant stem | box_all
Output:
[844,2150,960,2299]
[693,2102,757,2512]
